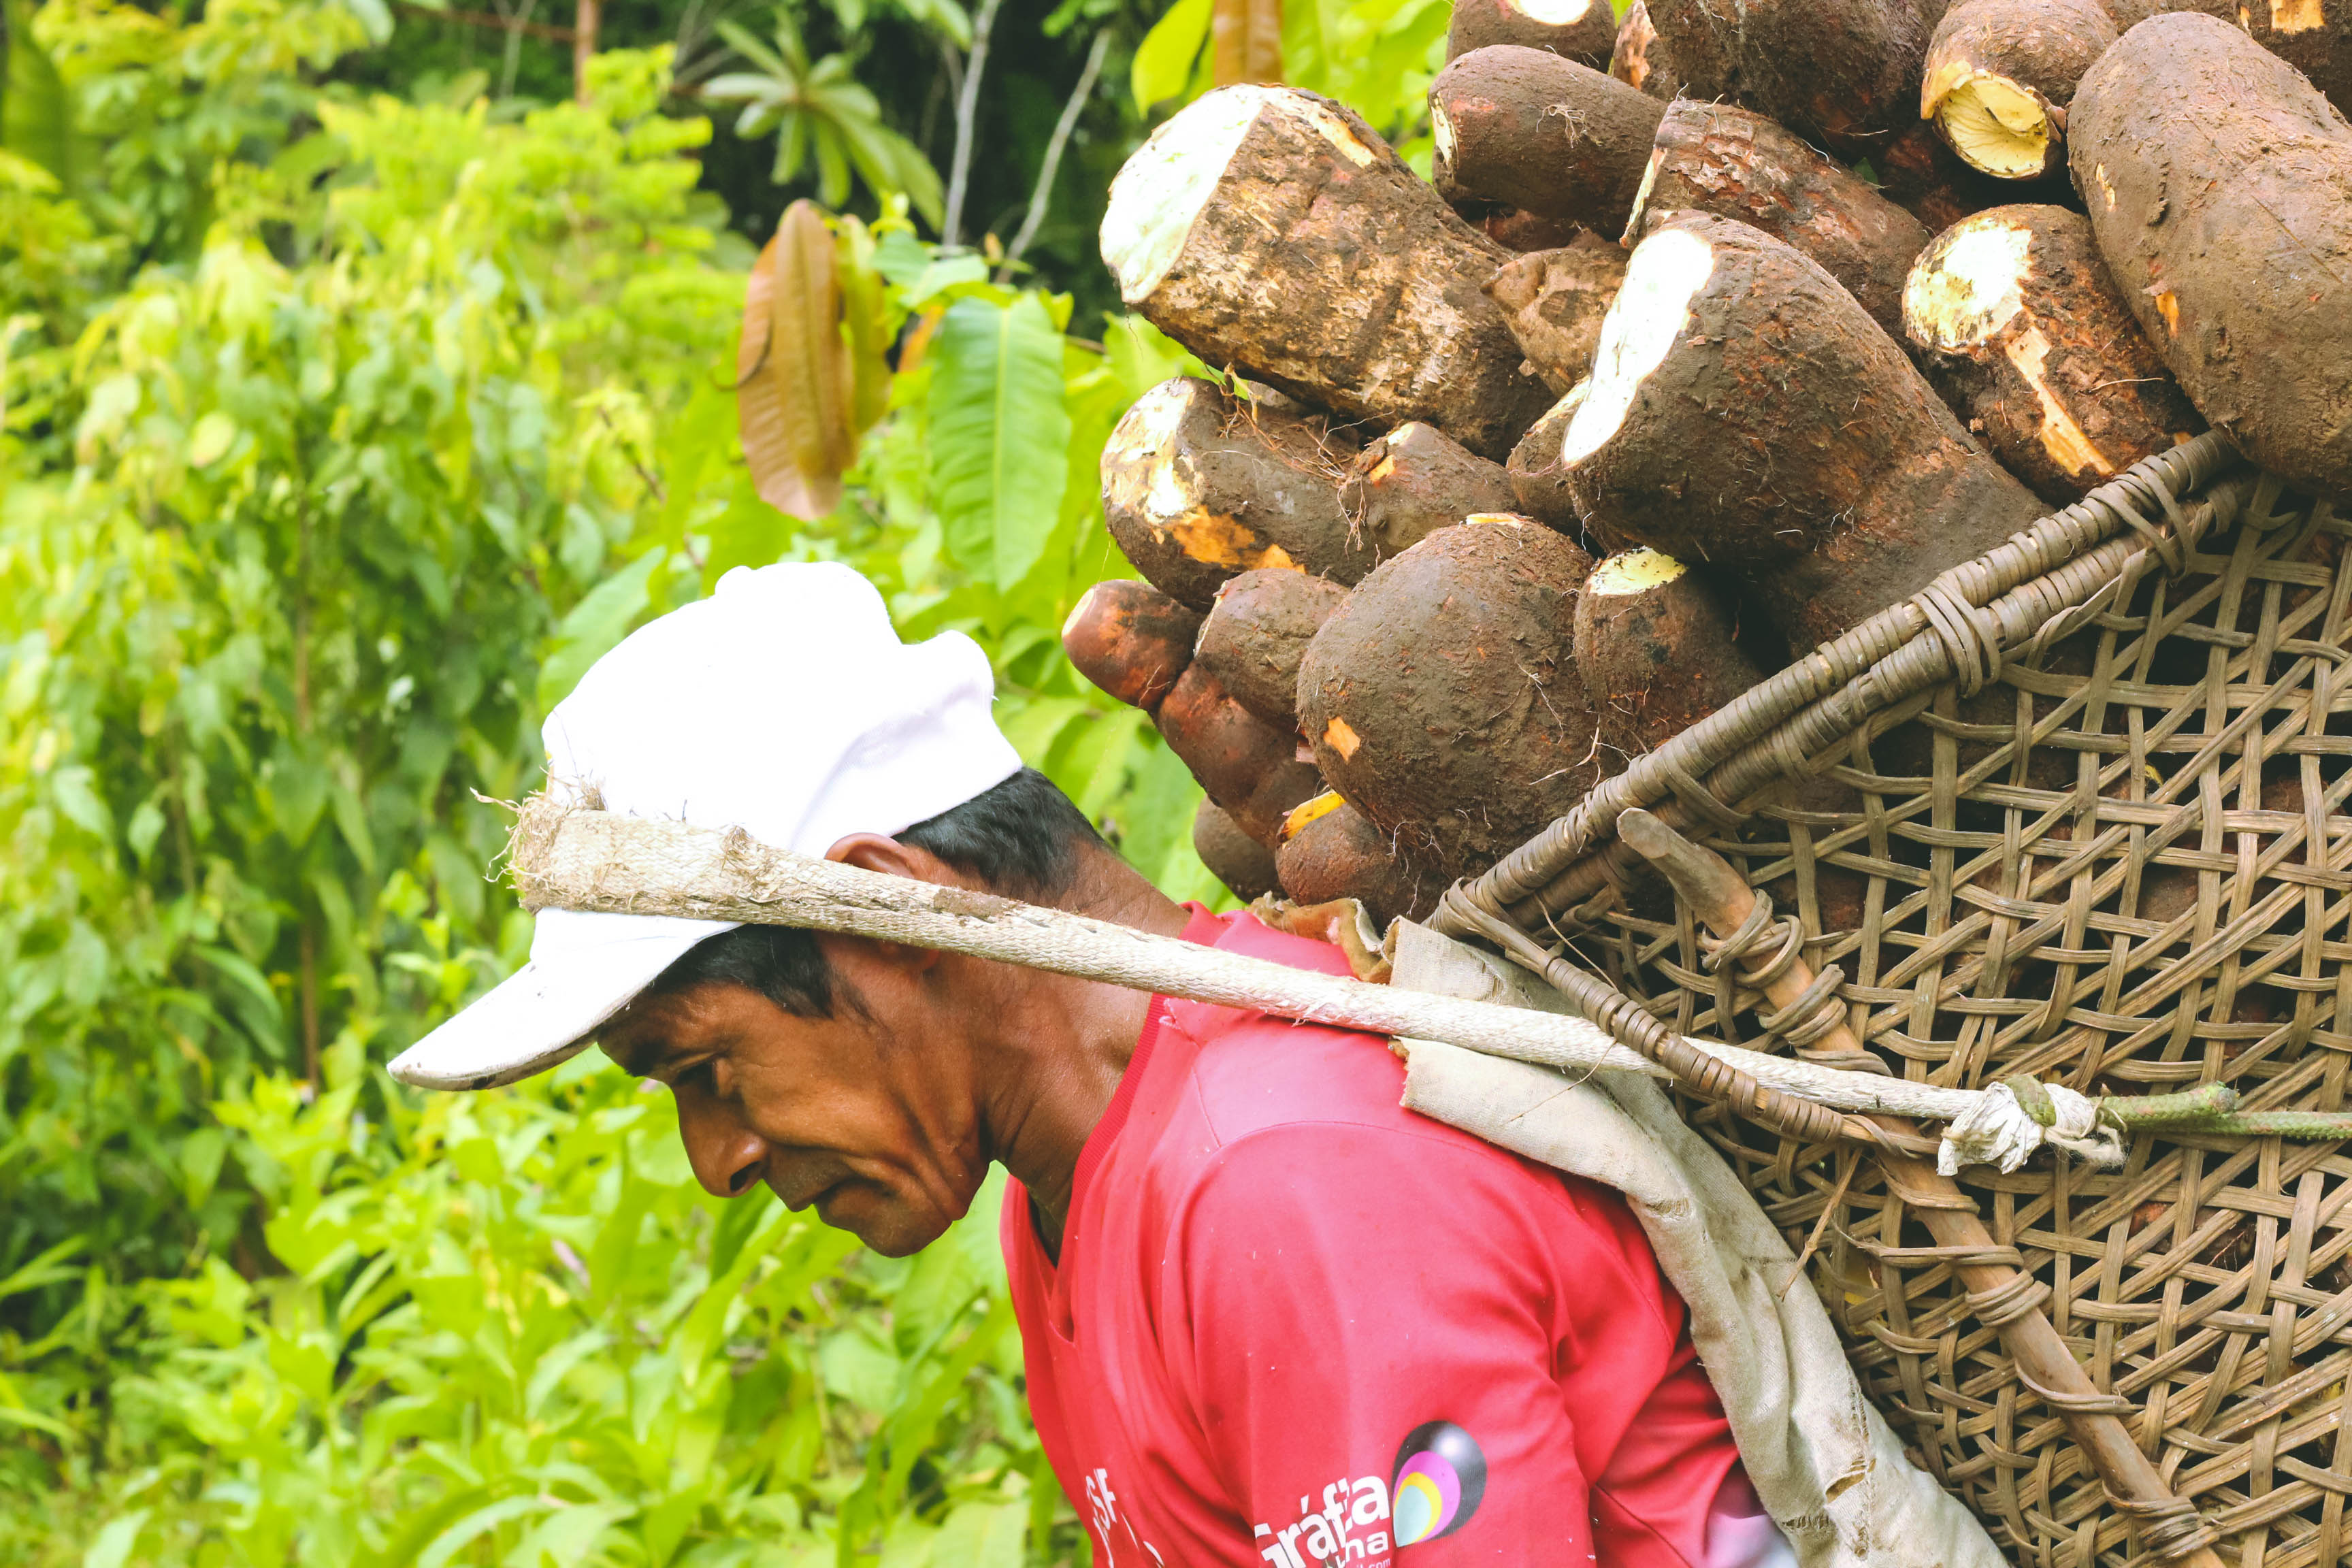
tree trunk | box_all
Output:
[572,0,598,99]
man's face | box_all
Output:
[598,941,985,1257]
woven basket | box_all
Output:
[1437,434,2352,1568]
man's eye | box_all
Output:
[679,1059,723,1096]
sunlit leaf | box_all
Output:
[536,548,670,710]
[2,0,86,191]
[1132,0,1213,113]
[927,294,1071,592]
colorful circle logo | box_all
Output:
[1390,1420,1486,1546]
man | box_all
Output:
[393,562,1783,1568]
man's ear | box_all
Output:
[825,832,964,887]
[821,834,961,973]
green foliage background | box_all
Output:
[0,0,1443,1559]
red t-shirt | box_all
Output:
[1001,909,1752,1568]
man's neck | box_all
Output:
[967,850,1194,1254]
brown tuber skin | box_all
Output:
[1506,385,1588,536]
[1275,798,1450,925]
[2233,0,2352,118]
[1609,0,1667,95]
[1447,0,1618,69]
[1155,663,1325,845]
[1100,85,1554,461]
[1484,232,1629,392]
[1431,47,1668,240]
[1642,0,1931,159]
[1561,212,2046,653]
[1624,101,1932,340]
[1340,421,1522,559]
[1874,122,2028,233]
[1298,518,1605,878]
[1193,568,1352,728]
[1193,798,1280,901]
[1100,376,1366,612]
[1904,203,2202,502]
[1060,580,1205,712]
[1921,0,2115,181]
[2070,12,2352,498]
[1573,549,1765,757]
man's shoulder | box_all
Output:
[1155,914,1548,1189]
[1110,916,1670,1325]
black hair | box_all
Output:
[639,768,1105,1019]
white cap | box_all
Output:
[387,562,1023,1091]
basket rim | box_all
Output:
[1431,431,2262,940]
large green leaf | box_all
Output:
[2,0,84,191]
[926,295,1071,593]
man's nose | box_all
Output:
[677,1095,768,1198]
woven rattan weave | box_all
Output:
[1437,436,2352,1568]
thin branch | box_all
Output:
[940,0,1004,248]
[998,29,1110,278]
[499,0,540,99]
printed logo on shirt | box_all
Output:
[1390,1421,1486,1546]
[1252,1475,1392,1566]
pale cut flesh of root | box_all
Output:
[1512,0,1597,22]
[1102,85,1371,305]
[1587,545,1686,593]
[1621,146,1663,242]
[1433,101,1456,166]
[1902,215,2031,348]
[1929,71,2052,177]
[1102,380,1210,536]
[1563,227,1714,465]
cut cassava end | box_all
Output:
[1156,662,1326,844]
[1562,212,2046,651]
[1194,568,1352,727]
[1339,421,1521,559]
[1506,382,1589,536]
[1447,0,1618,69]
[1572,549,1766,755]
[1609,0,1666,95]
[1921,0,2115,180]
[1431,47,1667,238]
[1100,376,1367,610]
[1297,519,1605,877]
[1275,799,1450,925]
[1622,101,1931,338]
[1100,84,1554,459]
[1903,203,2202,502]
[1484,231,1629,392]
[1642,0,1931,158]
[1060,580,1205,712]
[2071,12,2352,497]
[1194,798,1281,901]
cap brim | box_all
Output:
[387,926,710,1090]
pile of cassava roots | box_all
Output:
[1069,0,2352,921]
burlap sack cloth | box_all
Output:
[1387,919,2004,1568]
